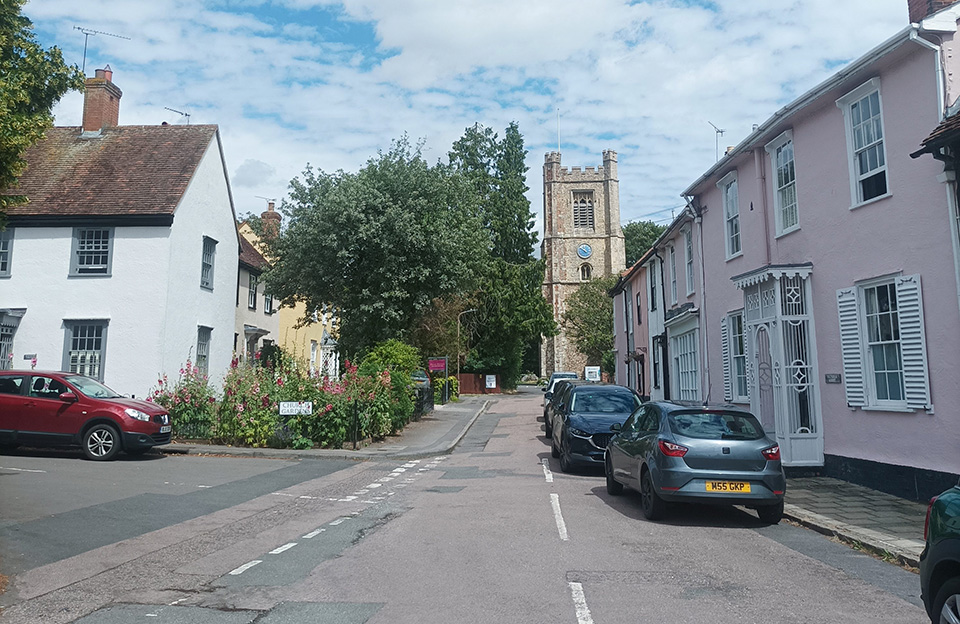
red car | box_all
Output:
[0,370,171,460]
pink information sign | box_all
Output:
[428,358,447,372]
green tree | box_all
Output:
[449,123,555,389]
[0,0,83,220]
[623,219,667,266]
[258,137,486,358]
[561,275,619,370]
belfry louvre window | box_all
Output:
[71,228,113,275]
[573,192,595,230]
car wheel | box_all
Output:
[756,500,784,524]
[605,456,623,496]
[83,424,121,461]
[639,469,666,521]
[559,439,573,473]
[551,435,560,458]
[933,577,960,624]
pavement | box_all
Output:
[161,391,929,569]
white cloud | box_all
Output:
[33,0,909,228]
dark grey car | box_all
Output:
[605,401,786,523]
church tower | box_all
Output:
[541,149,626,376]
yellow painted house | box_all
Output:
[238,203,339,378]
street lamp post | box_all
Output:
[456,308,477,387]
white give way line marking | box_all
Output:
[550,493,568,541]
[541,458,553,483]
[569,582,595,624]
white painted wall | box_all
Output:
[2,132,239,398]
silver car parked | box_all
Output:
[604,401,786,523]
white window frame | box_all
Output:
[0,228,12,277]
[669,246,678,305]
[197,326,212,376]
[70,227,113,276]
[717,170,741,259]
[671,328,699,401]
[765,130,800,236]
[836,78,890,208]
[721,311,749,403]
[836,274,931,413]
[684,227,694,295]
[859,278,906,408]
[248,274,258,310]
[201,236,217,290]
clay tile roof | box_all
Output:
[911,113,960,158]
[239,234,270,272]
[2,124,218,217]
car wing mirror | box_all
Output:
[610,422,622,432]
[59,392,78,403]
[541,387,547,392]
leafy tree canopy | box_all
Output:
[449,122,555,388]
[623,219,667,266]
[561,275,619,370]
[0,0,83,218]
[258,136,487,358]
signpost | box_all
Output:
[279,401,313,416]
[428,356,449,403]
[584,366,601,382]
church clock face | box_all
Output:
[577,243,593,259]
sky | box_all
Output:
[27,0,908,236]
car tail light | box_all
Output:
[761,445,781,461]
[925,495,939,541]
[658,439,688,457]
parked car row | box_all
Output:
[541,378,786,524]
[0,370,171,461]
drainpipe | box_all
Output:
[695,205,710,404]
[754,147,771,266]
[909,29,946,120]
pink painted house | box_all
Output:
[613,0,960,499]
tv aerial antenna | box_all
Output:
[708,121,725,162]
[164,107,191,124]
[255,196,277,206]
[74,26,130,74]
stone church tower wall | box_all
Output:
[541,150,626,376]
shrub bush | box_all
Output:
[148,360,217,439]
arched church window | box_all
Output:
[580,263,592,281]
[573,191,595,230]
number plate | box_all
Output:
[160,425,172,434]
[706,481,751,493]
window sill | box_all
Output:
[859,403,914,414]
[775,226,800,239]
[69,273,112,278]
[201,285,214,292]
[725,251,742,262]
[849,192,892,211]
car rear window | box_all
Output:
[0,376,24,395]
[570,390,640,413]
[668,410,765,440]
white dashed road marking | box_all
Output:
[303,529,325,539]
[228,560,262,575]
[550,493,569,541]
[569,582,595,624]
[329,518,349,526]
[541,458,554,483]
[268,542,297,554]
[0,466,46,473]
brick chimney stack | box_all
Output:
[261,201,282,240]
[82,65,123,133]
[909,0,958,23]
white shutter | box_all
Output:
[895,275,932,412]
[836,287,865,407]
[720,316,732,401]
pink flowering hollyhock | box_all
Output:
[254,351,261,360]
[276,377,284,387]
[368,392,375,400]
[208,397,215,403]
[179,368,185,375]
[237,403,245,413]
[261,395,270,407]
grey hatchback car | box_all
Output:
[604,401,786,523]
